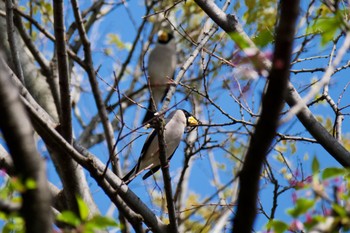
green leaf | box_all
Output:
[107,34,131,50]
[306,11,344,46]
[333,203,347,218]
[9,178,26,193]
[43,2,53,13]
[312,156,320,175]
[287,198,315,218]
[304,215,326,230]
[56,210,80,227]
[3,216,24,233]
[25,178,37,190]
[291,142,297,155]
[252,29,274,48]
[77,196,89,221]
[0,212,7,220]
[322,167,346,179]
[266,219,289,233]
[86,215,119,229]
[228,32,251,49]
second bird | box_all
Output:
[142,28,177,124]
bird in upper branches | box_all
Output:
[142,27,177,124]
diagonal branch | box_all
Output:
[193,0,350,167]
[0,56,52,233]
[1,54,100,217]
[24,91,167,233]
[2,52,164,232]
[70,0,116,172]
[12,7,86,68]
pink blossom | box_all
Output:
[289,220,304,231]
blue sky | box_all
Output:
[2,0,350,232]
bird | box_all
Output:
[142,28,177,124]
[123,109,200,184]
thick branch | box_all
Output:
[5,0,24,83]
[285,82,350,166]
[21,94,167,232]
[0,56,52,233]
[53,0,73,143]
[193,0,350,166]
[2,55,100,217]
[0,145,15,175]
[232,1,300,232]
[12,11,62,114]
[2,55,164,232]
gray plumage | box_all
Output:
[142,30,177,124]
[123,109,200,184]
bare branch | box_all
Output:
[22,93,168,232]
[0,56,52,233]
[70,0,116,171]
[5,0,24,83]
[193,0,350,167]
[232,1,300,232]
[53,0,72,143]
[2,55,100,217]
[155,116,178,233]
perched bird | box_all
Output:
[123,109,200,184]
[142,29,177,124]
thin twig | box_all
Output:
[71,0,116,172]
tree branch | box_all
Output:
[0,55,52,233]
[12,8,62,124]
[155,117,178,233]
[232,1,300,232]
[0,199,21,215]
[53,0,73,143]
[12,7,86,68]
[2,53,166,232]
[22,94,167,232]
[1,54,100,217]
[70,0,116,172]
[193,0,350,166]
[0,145,15,175]
[5,0,24,83]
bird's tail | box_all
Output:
[142,100,155,124]
[122,166,137,184]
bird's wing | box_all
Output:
[142,165,161,180]
[167,145,179,161]
[142,100,156,124]
[122,165,137,184]
[122,129,158,183]
[140,129,157,155]
[141,145,179,181]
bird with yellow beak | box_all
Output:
[123,109,200,184]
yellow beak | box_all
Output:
[188,116,200,127]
